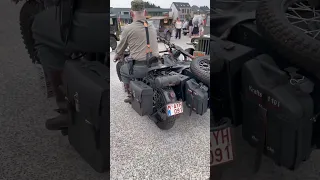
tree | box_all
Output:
[144,1,160,8]
[185,14,191,20]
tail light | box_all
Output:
[169,91,175,98]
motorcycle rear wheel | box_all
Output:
[153,88,176,130]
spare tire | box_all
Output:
[190,56,210,86]
[20,0,44,63]
[256,0,320,78]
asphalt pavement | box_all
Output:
[110,34,210,179]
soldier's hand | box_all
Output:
[113,54,121,62]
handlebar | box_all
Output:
[158,37,194,59]
[159,50,168,53]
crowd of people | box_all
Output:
[173,15,205,39]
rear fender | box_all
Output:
[159,88,177,105]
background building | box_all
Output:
[146,8,171,18]
[170,2,192,21]
[110,7,171,25]
[191,5,210,18]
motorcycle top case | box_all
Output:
[211,39,256,125]
[241,55,314,169]
[185,79,208,115]
[63,60,109,173]
[130,81,153,116]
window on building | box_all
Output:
[122,11,129,15]
[182,9,185,13]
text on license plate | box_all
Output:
[166,102,183,116]
[210,127,234,166]
[193,51,206,57]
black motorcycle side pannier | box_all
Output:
[130,81,153,116]
[185,79,208,115]
[211,39,256,125]
[241,55,314,169]
[63,60,109,173]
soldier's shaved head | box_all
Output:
[130,0,146,20]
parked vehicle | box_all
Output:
[110,14,120,50]
[186,35,211,56]
[148,16,174,41]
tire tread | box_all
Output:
[256,0,320,77]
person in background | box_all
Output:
[175,17,182,39]
[192,14,201,36]
[199,19,204,36]
[188,17,193,38]
[182,20,189,36]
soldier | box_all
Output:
[114,0,159,103]
[32,0,108,130]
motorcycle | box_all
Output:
[114,38,210,130]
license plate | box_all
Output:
[211,127,234,166]
[166,102,183,116]
[193,51,206,57]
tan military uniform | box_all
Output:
[118,0,159,94]
[116,20,159,61]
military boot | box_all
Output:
[123,83,133,104]
[45,113,70,130]
[46,70,70,130]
